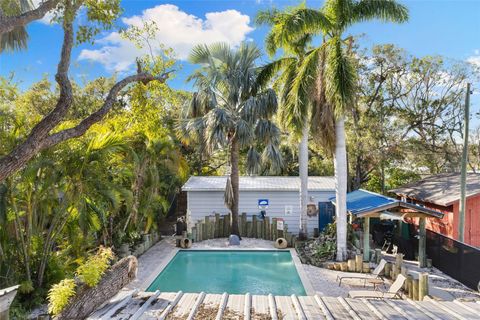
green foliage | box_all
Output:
[315,240,336,259]
[179,42,284,175]
[0,71,188,312]
[47,279,76,316]
[76,247,114,287]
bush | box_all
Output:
[47,279,76,316]
[76,246,114,287]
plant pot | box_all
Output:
[142,234,151,250]
[133,243,145,256]
[118,243,130,258]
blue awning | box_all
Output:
[330,189,444,219]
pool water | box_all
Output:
[146,250,306,295]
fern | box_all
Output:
[47,279,76,316]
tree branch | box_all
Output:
[43,71,173,148]
[0,0,60,35]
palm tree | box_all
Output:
[265,0,408,260]
[178,42,283,237]
[255,6,315,239]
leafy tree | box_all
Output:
[265,0,408,260]
[178,42,283,236]
[351,45,475,192]
[0,0,173,182]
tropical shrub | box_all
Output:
[47,279,76,316]
[76,247,114,287]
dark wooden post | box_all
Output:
[418,217,427,268]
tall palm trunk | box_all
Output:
[299,123,309,239]
[334,117,348,261]
[230,136,240,236]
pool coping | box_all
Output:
[138,246,315,295]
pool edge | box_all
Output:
[289,248,315,295]
[140,247,314,296]
[139,247,180,291]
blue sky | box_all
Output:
[1,0,479,98]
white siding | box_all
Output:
[187,190,334,235]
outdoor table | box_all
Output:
[367,278,385,290]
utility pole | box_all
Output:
[459,82,471,243]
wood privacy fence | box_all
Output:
[191,212,296,246]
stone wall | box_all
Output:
[56,256,138,320]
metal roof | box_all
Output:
[88,290,480,319]
[182,176,335,192]
[390,172,480,206]
[332,189,444,219]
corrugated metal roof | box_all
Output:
[331,189,444,218]
[390,172,480,206]
[344,189,397,215]
[182,176,335,192]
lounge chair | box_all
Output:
[336,259,387,287]
[348,274,406,299]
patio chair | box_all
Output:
[348,274,406,299]
[336,259,387,287]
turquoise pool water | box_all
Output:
[146,250,306,295]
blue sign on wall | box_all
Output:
[258,199,269,207]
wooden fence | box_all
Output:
[191,212,296,246]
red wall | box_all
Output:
[410,196,480,248]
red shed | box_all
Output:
[391,172,480,247]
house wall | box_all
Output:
[406,196,480,248]
[186,190,334,236]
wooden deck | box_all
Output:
[88,291,480,319]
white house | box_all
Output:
[181,176,336,236]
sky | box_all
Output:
[0,0,479,107]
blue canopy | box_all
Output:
[330,189,444,218]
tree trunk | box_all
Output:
[299,124,309,239]
[334,117,348,261]
[230,136,240,236]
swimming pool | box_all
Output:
[146,250,306,295]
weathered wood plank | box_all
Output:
[225,294,245,318]
[432,300,478,319]
[321,296,352,319]
[138,292,177,320]
[170,293,199,319]
[158,291,184,320]
[290,295,306,320]
[110,292,154,320]
[367,299,407,320]
[130,291,160,320]
[274,295,297,320]
[384,300,431,320]
[186,292,205,320]
[252,295,270,318]
[343,298,380,320]
[298,296,326,320]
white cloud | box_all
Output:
[467,55,480,68]
[78,4,254,72]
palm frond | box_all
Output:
[286,47,322,132]
[256,57,296,90]
[325,37,357,117]
[351,0,409,25]
[235,119,253,148]
[246,146,261,175]
[279,8,331,42]
[254,119,281,145]
[261,143,284,174]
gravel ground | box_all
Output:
[192,237,275,249]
